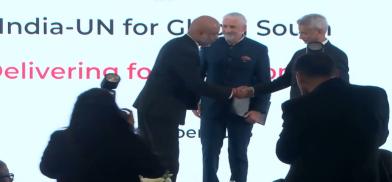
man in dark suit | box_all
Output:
[133,16,233,182]
[194,12,271,182]
[276,53,389,182]
[235,13,349,99]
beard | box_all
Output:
[224,33,243,45]
[224,34,237,44]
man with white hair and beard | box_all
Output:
[194,12,271,182]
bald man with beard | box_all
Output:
[133,15,234,182]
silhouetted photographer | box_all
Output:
[101,73,135,130]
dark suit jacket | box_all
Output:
[133,35,231,125]
[200,37,271,118]
[40,130,165,182]
[379,149,392,182]
[254,41,349,98]
[276,78,389,182]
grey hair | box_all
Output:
[224,12,247,25]
[297,14,328,33]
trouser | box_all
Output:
[200,114,253,182]
[138,110,180,182]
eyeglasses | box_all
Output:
[0,173,14,182]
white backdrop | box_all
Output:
[1,0,391,181]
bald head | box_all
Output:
[0,160,11,182]
[188,15,220,47]
[0,160,8,173]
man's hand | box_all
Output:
[120,108,135,126]
[192,110,201,118]
[244,111,266,125]
[192,102,201,118]
[233,86,254,98]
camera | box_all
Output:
[100,73,135,130]
[100,73,121,96]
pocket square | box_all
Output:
[240,55,252,62]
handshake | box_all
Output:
[232,86,255,98]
